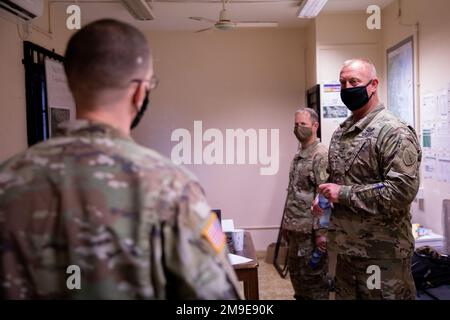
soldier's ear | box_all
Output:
[313,121,319,130]
[370,78,379,91]
[132,81,147,109]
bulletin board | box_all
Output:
[421,85,450,183]
[23,41,74,146]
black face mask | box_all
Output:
[130,89,150,130]
[340,80,374,111]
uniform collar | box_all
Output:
[298,139,320,159]
[340,104,385,133]
[55,120,133,141]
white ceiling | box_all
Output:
[53,0,395,31]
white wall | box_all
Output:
[381,0,450,236]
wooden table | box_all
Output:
[232,231,259,300]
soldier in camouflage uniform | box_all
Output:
[282,108,329,300]
[313,59,421,299]
[0,19,241,300]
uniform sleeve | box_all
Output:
[312,151,329,231]
[0,161,36,299]
[338,126,422,214]
[161,180,242,300]
[282,156,297,229]
[313,151,329,187]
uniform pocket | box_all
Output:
[344,139,380,184]
[344,139,369,172]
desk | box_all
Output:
[232,231,259,300]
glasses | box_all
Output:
[131,75,159,91]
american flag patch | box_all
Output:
[202,213,226,254]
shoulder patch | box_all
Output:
[201,214,226,254]
[403,145,418,166]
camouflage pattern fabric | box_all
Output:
[327,105,421,300]
[287,231,329,300]
[335,254,416,300]
[0,120,242,300]
[327,105,422,259]
[282,139,329,300]
[282,139,329,233]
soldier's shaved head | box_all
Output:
[64,19,151,106]
[342,58,377,79]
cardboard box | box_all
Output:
[265,242,288,264]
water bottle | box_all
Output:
[309,248,323,269]
[318,194,331,228]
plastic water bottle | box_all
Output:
[309,194,330,269]
[318,194,331,228]
[309,248,323,269]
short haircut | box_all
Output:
[342,58,377,78]
[295,107,319,123]
[64,19,151,103]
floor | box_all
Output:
[238,253,450,300]
[257,257,295,300]
[237,254,295,300]
[417,286,450,300]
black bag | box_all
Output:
[412,246,450,290]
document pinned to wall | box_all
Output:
[421,93,437,133]
[322,83,349,119]
[420,83,450,182]
[423,152,437,180]
[44,58,76,137]
[437,153,450,183]
[436,89,449,137]
[448,82,450,130]
[321,82,350,148]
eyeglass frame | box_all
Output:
[130,75,159,91]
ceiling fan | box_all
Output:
[189,0,278,33]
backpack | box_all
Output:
[412,246,450,290]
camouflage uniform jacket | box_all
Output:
[0,120,241,299]
[327,105,422,259]
[283,139,329,233]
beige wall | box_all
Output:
[0,3,74,161]
[316,13,381,45]
[133,29,306,250]
[1,3,306,251]
[0,16,28,160]
[313,13,382,147]
[305,20,317,90]
[381,0,450,236]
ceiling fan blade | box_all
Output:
[235,22,279,28]
[189,16,217,24]
[195,27,214,33]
